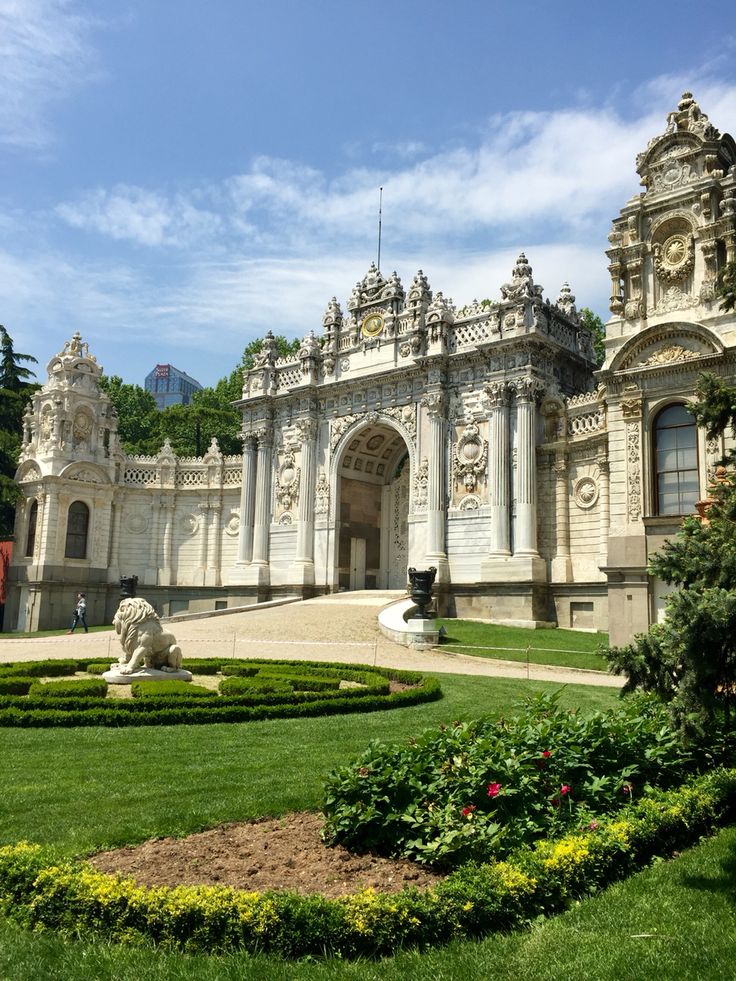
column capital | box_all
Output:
[421,391,447,418]
[240,430,259,450]
[512,376,544,404]
[295,418,318,442]
[484,381,511,408]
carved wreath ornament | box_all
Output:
[653,233,695,284]
[453,422,487,493]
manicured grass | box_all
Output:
[0,673,617,855]
[438,619,609,671]
[0,818,733,979]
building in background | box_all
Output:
[145,364,202,410]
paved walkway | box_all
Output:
[0,592,622,688]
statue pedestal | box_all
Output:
[103,667,193,686]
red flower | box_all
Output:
[462,805,477,817]
[560,784,571,796]
[487,782,501,798]
[542,750,551,758]
[622,782,633,795]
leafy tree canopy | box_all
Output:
[98,375,161,456]
[579,307,606,367]
[0,326,38,536]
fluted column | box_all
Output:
[108,490,124,581]
[422,391,449,573]
[551,453,571,581]
[145,493,160,584]
[251,428,273,567]
[514,378,542,556]
[237,433,257,564]
[486,383,511,556]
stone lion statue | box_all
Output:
[112,598,183,675]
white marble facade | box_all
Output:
[7,94,736,645]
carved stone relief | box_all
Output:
[573,475,599,510]
[626,422,642,521]
[453,421,488,494]
[412,457,428,512]
[314,471,329,515]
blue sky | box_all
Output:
[2,0,736,388]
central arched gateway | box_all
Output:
[334,422,411,590]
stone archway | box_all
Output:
[334,423,411,590]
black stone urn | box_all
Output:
[119,575,139,600]
[407,567,437,620]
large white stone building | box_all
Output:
[7,94,736,646]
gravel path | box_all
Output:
[0,591,622,688]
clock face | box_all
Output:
[361,312,384,338]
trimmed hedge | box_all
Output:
[219,676,292,696]
[0,769,734,958]
[0,659,79,678]
[0,658,441,727]
[27,679,108,699]
[0,677,34,696]
[131,681,216,699]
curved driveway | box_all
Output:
[0,592,622,688]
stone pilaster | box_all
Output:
[108,490,124,583]
[144,493,160,585]
[290,418,318,585]
[597,454,610,571]
[551,453,572,582]
[205,503,221,586]
[159,495,174,587]
[229,431,257,584]
[421,391,449,580]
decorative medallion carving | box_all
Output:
[278,512,293,525]
[181,513,199,535]
[654,233,695,284]
[453,422,488,493]
[458,494,481,511]
[573,476,599,510]
[636,344,700,368]
[656,285,698,314]
[224,511,240,537]
[276,449,300,511]
[124,511,150,535]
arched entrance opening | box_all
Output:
[335,423,411,590]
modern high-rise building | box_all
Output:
[144,364,202,410]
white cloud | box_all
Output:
[0,0,101,150]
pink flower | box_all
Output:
[588,820,599,831]
[462,805,477,817]
[622,782,633,795]
[560,784,571,796]
[487,782,501,798]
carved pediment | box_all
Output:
[610,323,723,374]
[60,463,110,485]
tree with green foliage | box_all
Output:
[98,375,161,456]
[0,326,38,536]
[606,372,736,735]
[579,307,606,367]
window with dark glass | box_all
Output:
[654,404,699,515]
[65,501,90,559]
[25,500,38,556]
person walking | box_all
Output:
[68,593,88,633]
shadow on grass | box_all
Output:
[680,840,736,906]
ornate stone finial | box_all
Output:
[253,330,278,369]
[500,253,542,302]
[58,331,96,362]
[407,269,431,307]
[298,330,320,360]
[426,290,454,324]
[323,297,343,329]
[381,270,405,302]
[556,282,577,319]
[202,437,222,464]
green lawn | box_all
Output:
[7,671,730,980]
[438,619,609,671]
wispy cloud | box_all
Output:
[0,0,100,150]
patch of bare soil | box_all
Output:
[89,812,445,898]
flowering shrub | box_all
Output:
[322,691,732,867]
[0,769,734,958]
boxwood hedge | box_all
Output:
[0,657,441,727]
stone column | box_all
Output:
[236,432,258,564]
[551,453,571,581]
[514,378,542,556]
[421,391,449,577]
[250,427,273,581]
[486,382,511,556]
[206,503,222,586]
[597,454,610,572]
[33,492,46,562]
[160,495,174,586]
[291,419,318,585]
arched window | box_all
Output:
[65,501,90,559]
[654,404,699,515]
[25,500,38,557]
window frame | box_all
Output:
[652,402,700,517]
[64,500,90,559]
